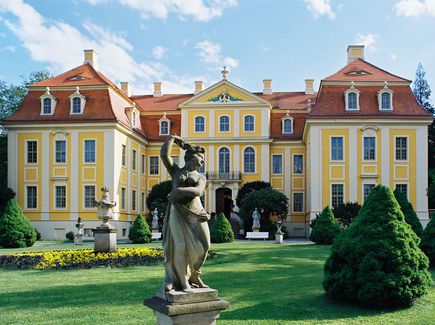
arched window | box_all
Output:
[72,97,81,113]
[244,115,254,132]
[381,92,391,109]
[195,116,205,133]
[160,121,169,135]
[219,115,230,132]
[43,98,52,114]
[347,92,357,110]
[219,147,230,175]
[282,118,293,134]
[243,147,255,173]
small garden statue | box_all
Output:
[94,186,117,228]
[152,208,159,231]
[252,207,261,230]
[75,217,84,245]
[275,219,284,244]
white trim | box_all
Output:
[362,135,377,162]
[158,114,171,135]
[281,117,294,134]
[242,146,256,174]
[25,139,38,164]
[53,183,68,210]
[218,115,231,133]
[141,153,146,175]
[393,135,409,162]
[349,127,357,201]
[70,130,79,220]
[40,92,57,116]
[217,146,231,173]
[344,86,361,111]
[209,110,215,137]
[261,108,269,136]
[393,165,409,180]
[362,182,376,202]
[131,189,137,212]
[208,145,215,172]
[69,89,87,115]
[243,114,255,133]
[24,167,38,182]
[25,184,38,210]
[181,111,188,137]
[377,85,394,111]
[121,187,127,211]
[292,153,304,175]
[284,147,291,196]
[394,182,409,199]
[233,144,239,174]
[53,138,67,165]
[82,138,97,164]
[82,184,97,210]
[234,109,240,137]
[82,167,97,181]
[149,155,160,176]
[329,135,345,162]
[329,164,345,180]
[291,177,304,189]
[194,115,206,134]
[292,192,304,213]
[330,183,345,207]
[261,144,269,182]
[7,131,18,194]
[271,154,283,175]
[104,130,114,191]
[41,131,49,220]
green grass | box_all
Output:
[0,241,434,324]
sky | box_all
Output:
[1,0,435,97]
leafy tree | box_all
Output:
[146,180,172,213]
[235,181,271,208]
[413,63,434,114]
[323,185,432,308]
[309,206,341,244]
[129,214,152,243]
[420,213,435,266]
[333,202,361,228]
[0,199,36,248]
[210,212,234,243]
[239,188,288,236]
[0,187,15,215]
[394,188,423,237]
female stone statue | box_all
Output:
[160,135,210,293]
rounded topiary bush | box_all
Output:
[420,213,435,266]
[0,199,36,248]
[129,214,152,244]
[309,206,341,244]
[394,188,423,237]
[210,212,234,243]
[323,185,432,308]
[65,231,75,241]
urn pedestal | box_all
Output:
[144,288,229,325]
[94,226,117,252]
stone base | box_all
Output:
[144,288,229,325]
[74,234,84,245]
[93,227,117,252]
[152,229,159,233]
[252,228,260,232]
[275,233,283,244]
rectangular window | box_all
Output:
[26,186,37,209]
[141,154,145,174]
[150,156,159,175]
[395,137,407,160]
[293,193,304,213]
[363,137,376,160]
[132,149,137,170]
[132,190,136,211]
[396,184,408,197]
[121,187,126,210]
[272,155,283,174]
[331,137,343,161]
[331,184,344,208]
[55,185,66,208]
[84,140,96,163]
[363,184,375,201]
[55,140,66,163]
[27,141,37,163]
[293,155,304,174]
[121,144,126,166]
[141,192,145,212]
[84,185,95,208]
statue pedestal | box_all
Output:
[74,234,84,245]
[152,228,159,233]
[275,233,283,244]
[144,288,229,325]
[252,227,260,232]
[93,226,117,252]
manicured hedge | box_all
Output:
[211,212,234,243]
[309,206,341,244]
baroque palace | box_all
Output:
[4,46,432,239]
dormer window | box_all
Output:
[159,112,171,135]
[378,82,393,111]
[132,111,137,127]
[69,87,86,114]
[281,112,293,134]
[40,87,57,115]
[344,82,360,111]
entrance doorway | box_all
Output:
[215,187,232,218]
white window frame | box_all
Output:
[83,139,96,164]
[394,136,409,162]
[54,139,67,164]
[219,115,231,133]
[141,192,146,212]
[395,183,409,199]
[218,146,231,175]
[243,114,255,132]
[272,154,283,175]
[330,136,344,162]
[344,84,360,111]
[363,136,376,161]
[243,146,256,174]
[293,154,304,175]
[281,117,293,134]
[149,156,160,175]
[363,183,376,202]
[121,144,126,167]
[54,184,67,210]
[132,149,137,171]
[159,120,169,135]
[25,139,38,164]
[121,187,126,211]
[83,185,96,210]
[378,83,394,111]
[40,95,57,116]
[141,154,146,175]
[331,183,345,208]
[293,192,304,213]
[194,115,206,133]
[131,189,137,212]
[69,90,87,115]
[25,185,38,210]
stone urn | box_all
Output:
[93,186,117,252]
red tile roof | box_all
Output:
[270,113,306,141]
[140,114,181,141]
[132,94,190,112]
[323,59,410,82]
[255,92,316,110]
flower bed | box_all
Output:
[0,248,164,270]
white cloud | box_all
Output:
[390,53,397,60]
[119,0,237,22]
[305,0,336,19]
[152,46,167,59]
[394,0,435,17]
[85,0,109,5]
[195,40,238,68]
[1,45,16,52]
[356,33,376,51]
[0,0,206,93]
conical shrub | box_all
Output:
[309,206,341,244]
[420,213,435,266]
[211,212,234,243]
[0,199,36,248]
[129,214,152,243]
[394,188,423,237]
[323,185,432,308]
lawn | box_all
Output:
[0,241,434,324]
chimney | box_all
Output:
[153,82,162,97]
[83,49,99,70]
[305,79,314,95]
[120,82,131,97]
[347,45,365,64]
[194,81,203,95]
[263,79,272,95]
